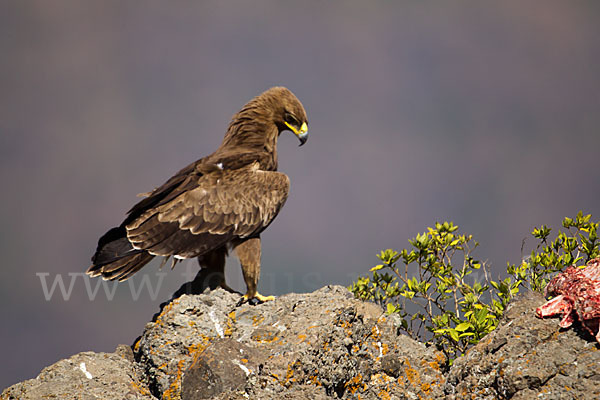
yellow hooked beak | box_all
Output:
[285,121,308,146]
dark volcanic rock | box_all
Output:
[1,345,155,400]
[445,290,600,400]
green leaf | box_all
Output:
[449,329,459,342]
[455,322,471,332]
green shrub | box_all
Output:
[510,211,599,292]
[349,212,599,366]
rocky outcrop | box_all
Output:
[0,345,154,400]
[445,291,600,399]
[133,285,445,399]
[3,286,600,399]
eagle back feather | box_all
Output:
[125,162,289,259]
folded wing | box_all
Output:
[125,162,290,259]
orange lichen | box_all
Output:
[130,380,152,396]
[186,335,213,370]
[133,338,141,353]
[371,325,382,340]
[162,359,185,400]
[224,311,236,337]
[186,341,208,356]
[283,361,301,386]
[380,342,389,356]
[307,373,321,386]
[252,315,264,326]
[264,336,282,344]
[371,373,394,385]
[154,301,177,327]
[345,375,367,395]
[405,364,418,384]
[252,332,279,344]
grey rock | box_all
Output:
[134,285,446,399]
[444,290,600,400]
[181,338,264,399]
[6,285,599,400]
[1,346,155,400]
[133,288,241,398]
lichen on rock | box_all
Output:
[3,286,600,400]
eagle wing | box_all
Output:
[124,162,289,259]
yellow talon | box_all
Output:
[238,292,275,306]
[254,293,275,302]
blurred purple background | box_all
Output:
[2,1,600,389]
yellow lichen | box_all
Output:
[371,324,381,340]
[378,389,392,400]
[345,375,367,395]
[130,380,152,396]
[187,341,208,356]
[380,342,389,356]
[224,311,236,337]
[252,332,279,344]
[154,301,177,327]
[162,359,185,400]
[308,374,321,386]
[283,362,299,386]
[186,334,213,370]
[405,365,418,384]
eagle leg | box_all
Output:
[235,237,275,305]
[195,246,230,290]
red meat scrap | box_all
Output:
[535,257,600,343]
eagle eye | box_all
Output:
[284,112,299,126]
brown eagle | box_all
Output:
[87,87,308,304]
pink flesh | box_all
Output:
[537,258,600,343]
[535,295,570,318]
[559,311,576,328]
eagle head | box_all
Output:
[222,87,309,149]
[262,87,309,146]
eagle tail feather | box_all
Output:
[87,226,155,281]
